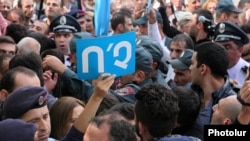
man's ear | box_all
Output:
[68,54,76,64]
[138,121,144,135]
[200,64,209,76]
[238,47,244,54]
[224,118,233,125]
[117,23,124,32]
[0,89,9,102]
[197,21,203,30]
[134,70,146,83]
[220,13,228,21]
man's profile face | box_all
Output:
[226,12,240,25]
[123,16,134,32]
[174,69,192,86]
[21,106,51,141]
[188,14,199,39]
[217,40,242,68]
[189,52,201,85]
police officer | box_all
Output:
[136,35,169,88]
[42,42,154,104]
[113,46,154,103]
[214,21,250,86]
[49,14,81,67]
[3,86,54,141]
[167,49,193,88]
[3,86,85,141]
[215,0,241,25]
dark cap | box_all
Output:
[136,35,163,62]
[67,9,85,19]
[136,47,153,72]
[0,119,37,141]
[167,49,193,69]
[3,86,48,119]
[133,11,163,25]
[214,22,249,45]
[217,0,241,13]
[49,14,81,33]
[69,32,94,54]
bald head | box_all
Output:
[211,95,242,125]
[221,95,242,119]
[17,37,41,54]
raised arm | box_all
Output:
[236,80,250,124]
[61,74,115,141]
[74,73,115,132]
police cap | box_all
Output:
[3,86,48,119]
[50,14,81,33]
[214,22,249,46]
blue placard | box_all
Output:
[76,32,136,80]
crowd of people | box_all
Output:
[0,0,250,141]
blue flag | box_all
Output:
[94,0,110,36]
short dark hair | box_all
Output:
[109,102,135,120]
[0,66,37,93]
[5,23,28,43]
[0,36,16,44]
[111,8,132,31]
[89,112,137,141]
[135,84,179,138]
[96,94,120,116]
[195,9,214,23]
[41,48,65,64]
[9,52,44,86]
[27,31,55,54]
[241,23,250,34]
[172,86,201,127]
[194,9,214,33]
[109,119,136,141]
[171,34,194,50]
[194,41,229,78]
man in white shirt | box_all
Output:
[49,14,81,67]
[214,21,250,86]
